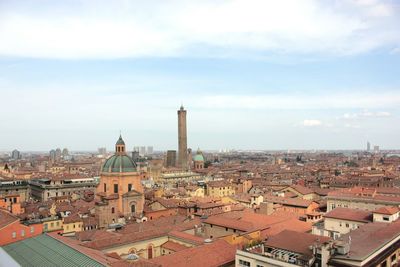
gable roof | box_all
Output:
[324,208,372,223]
[0,209,19,230]
[373,206,400,215]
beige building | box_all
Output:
[326,187,400,212]
[95,135,145,228]
[312,208,372,239]
[206,180,235,197]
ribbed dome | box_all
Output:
[102,154,137,173]
[193,153,204,162]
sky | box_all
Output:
[0,0,400,151]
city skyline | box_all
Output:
[1,1,400,150]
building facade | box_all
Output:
[95,135,145,228]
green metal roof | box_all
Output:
[115,135,125,145]
[2,234,105,267]
[193,154,204,162]
[102,154,137,173]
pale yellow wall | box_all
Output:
[103,236,169,259]
[204,223,242,239]
[207,186,235,197]
[63,222,83,234]
[43,219,63,232]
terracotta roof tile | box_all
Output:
[149,240,236,267]
[324,208,372,223]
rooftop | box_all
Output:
[324,207,372,223]
[149,239,236,267]
[2,234,106,267]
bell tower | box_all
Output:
[115,135,126,154]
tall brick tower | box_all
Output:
[177,105,188,170]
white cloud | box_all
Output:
[0,0,399,59]
[341,110,391,120]
[196,92,400,110]
[303,120,322,127]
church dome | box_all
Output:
[193,149,204,162]
[102,154,137,173]
[102,134,136,173]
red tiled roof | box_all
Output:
[331,220,400,262]
[264,230,330,260]
[373,206,400,215]
[0,209,18,229]
[161,241,189,252]
[324,208,372,223]
[168,231,205,245]
[203,216,254,232]
[149,240,236,267]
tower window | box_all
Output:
[111,207,115,214]
[114,184,118,193]
[128,184,132,191]
[104,183,107,192]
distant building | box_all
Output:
[374,145,380,153]
[55,148,62,161]
[367,141,371,152]
[146,146,153,155]
[11,149,20,160]
[166,150,177,167]
[62,148,69,157]
[97,147,106,155]
[177,105,188,170]
[131,150,140,162]
[29,177,97,201]
[193,148,205,171]
[49,149,56,162]
[139,146,146,156]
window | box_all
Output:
[383,216,390,221]
[128,184,132,191]
[239,259,250,267]
[13,197,17,203]
[114,184,118,193]
[12,232,16,238]
[391,254,397,262]
[112,207,115,214]
[104,183,107,192]
[131,205,135,213]
[21,230,25,237]
[346,223,349,228]
[226,227,228,231]
[30,226,34,233]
